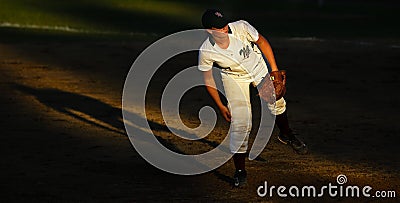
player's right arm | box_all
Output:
[203,70,231,122]
[199,45,232,122]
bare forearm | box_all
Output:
[202,70,231,122]
[205,81,225,109]
[202,70,224,109]
[256,35,279,72]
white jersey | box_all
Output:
[198,20,269,83]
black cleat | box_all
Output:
[278,132,308,155]
[233,170,247,187]
[277,132,291,145]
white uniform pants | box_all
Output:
[221,73,286,153]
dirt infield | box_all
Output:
[0,33,399,202]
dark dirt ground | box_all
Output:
[0,30,399,202]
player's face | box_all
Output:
[208,25,229,38]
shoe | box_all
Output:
[278,132,308,155]
[277,132,291,145]
[233,170,247,187]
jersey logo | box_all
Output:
[239,45,251,59]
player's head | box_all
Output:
[202,9,229,30]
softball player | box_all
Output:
[198,9,308,187]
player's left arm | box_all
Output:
[255,34,279,72]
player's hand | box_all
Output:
[219,105,231,122]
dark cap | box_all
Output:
[201,9,229,29]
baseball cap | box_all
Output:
[201,9,229,29]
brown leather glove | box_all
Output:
[258,70,287,103]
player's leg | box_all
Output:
[221,74,252,186]
[267,98,308,154]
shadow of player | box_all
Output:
[13,83,232,156]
